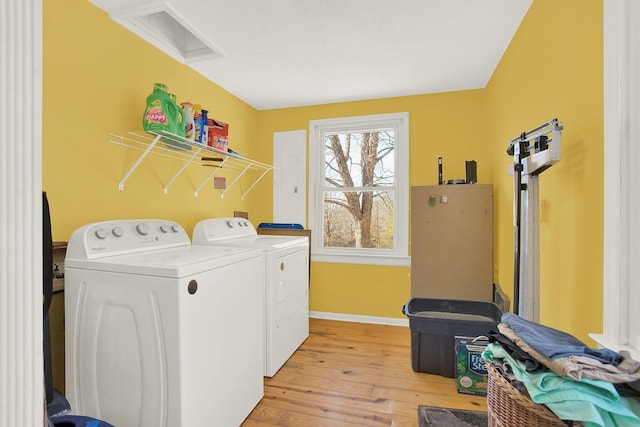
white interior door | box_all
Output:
[273,130,306,227]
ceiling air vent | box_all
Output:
[92,0,224,63]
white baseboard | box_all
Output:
[309,311,409,327]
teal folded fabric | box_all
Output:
[483,343,640,427]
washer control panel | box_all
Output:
[192,217,257,243]
[67,219,190,259]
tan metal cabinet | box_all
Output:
[410,184,493,301]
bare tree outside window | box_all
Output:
[323,130,395,249]
[309,112,408,265]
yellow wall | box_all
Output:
[257,0,604,340]
[43,0,604,341]
[257,90,491,317]
[486,0,603,341]
[43,0,267,240]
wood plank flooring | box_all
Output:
[242,318,487,426]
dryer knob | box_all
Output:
[136,223,150,236]
[94,228,108,240]
[112,226,124,238]
[160,224,169,233]
[171,224,180,233]
[226,220,235,228]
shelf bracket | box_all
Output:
[110,131,273,199]
[220,163,252,199]
[119,133,162,191]
[194,157,229,197]
[241,167,273,200]
[163,146,203,195]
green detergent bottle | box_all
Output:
[142,83,185,138]
[167,93,185,138]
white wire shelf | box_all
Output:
[109,130,273,199]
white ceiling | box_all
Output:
[91,0,533,110]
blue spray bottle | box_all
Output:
[199,109,209,145]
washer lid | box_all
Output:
[195,234,308,251]
[65,244,263,278]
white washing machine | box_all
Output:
[64,219,265,427]
[192,218,309,377]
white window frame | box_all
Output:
[309,112,410,266]
[591,0,640,360]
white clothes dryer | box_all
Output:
[64,219,265,427]
[192,218,309,377]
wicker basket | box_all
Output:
[486,362,581,427]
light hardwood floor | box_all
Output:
[242,318,487,426]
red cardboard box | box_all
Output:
[207,119,229,152]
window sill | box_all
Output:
[589,333,640,361]
[311,253,410,267]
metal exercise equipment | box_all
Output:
[507,118,562,321]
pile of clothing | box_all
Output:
[482,313,640,427]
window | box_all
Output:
[309,113,409,266]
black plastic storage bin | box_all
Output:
[402,298,502,378]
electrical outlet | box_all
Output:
[214,176,226,189]
[52,244,66,292]
[53,263,64,279]
[52,262,65,292]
